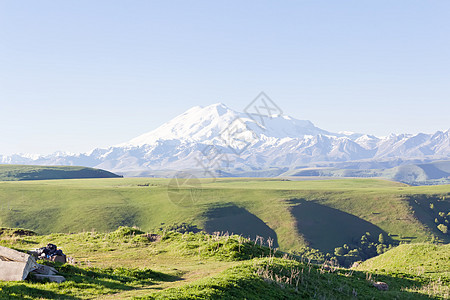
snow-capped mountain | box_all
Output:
[1,103,449,177]
[120,103,330,147]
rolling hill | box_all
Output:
[0,165,121,181]
[355,243,449,298]
[356,243,450,277]
[284,160,450,185]
[0,178,448,255]
[0,227,447,299]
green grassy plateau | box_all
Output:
[0,178,448,253]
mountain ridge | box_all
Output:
[1,103,449,178]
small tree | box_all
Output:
[334,246,345,256]
[378,233,385,244]
[376,244,387,255]
[437,224,448,234]
[431,235,436,243]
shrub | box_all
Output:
[437,224,448,234]
[378,233,385,244]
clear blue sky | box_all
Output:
[1,1,449,155]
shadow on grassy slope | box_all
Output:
[0,285,79,300]
[203,205,279,248]
[289,199,390,253]
[417,163,450,180]
[0,262,180,300]
[406,194,450,243]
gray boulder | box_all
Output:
[0,246,38,281]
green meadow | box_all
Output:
[0,227,448,299]
[0,177,448,253]
[0,177,449,299]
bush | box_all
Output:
[108,226,145,239]
[437,224,448,234]
[378,233,385,244]
[334,247,345,256]
[159,222,201,234]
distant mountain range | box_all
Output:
[1,103,449,183]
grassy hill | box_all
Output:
[0,177,448,258]
[388,161,450,184]
[0,165,121,181]
[356,243,449,277]
[284,160,450,185]
[0,227,447,299]
[355,243,449,298]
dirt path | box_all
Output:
[96,261,238,299]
